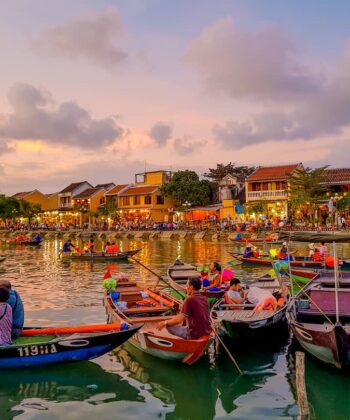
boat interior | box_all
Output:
[294,271,350,325]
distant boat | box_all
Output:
[61,249,141,261]
[229,238,283,245]
[0,256,6,263]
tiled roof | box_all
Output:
[12,191,35,199]
[105,184,129,196]
[325,168,350,185]
[119,185,159,196]
[72,188,103,199]
[247,164,301,181]
[95,183,116,191]
[59,181,91,194]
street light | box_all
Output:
[182,201,192,208]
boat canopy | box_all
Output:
[279,231,350,243]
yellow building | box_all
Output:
[245,164,303,218]
[118,171,174,222]
[13,190,50,211]
[72,187,106,227]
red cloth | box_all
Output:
[104,270,111,279]
[182,292,211,339]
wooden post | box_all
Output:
[295,351,309,419]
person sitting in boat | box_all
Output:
[0,280,24,338]
[318,242,328,259]
[62,239,75,253]
[156,277,211,340]
[105,242,114,254]
[308,243,315,260]
[0,287,12,345]
[272,284,289,309]
[209,262,222,288]
[235,232,242,241]
[87,239,95,253]
[278,242,295,261]
[104,241,111,253]
[34,233,42,243]
[243,243,254,258]
[225,279,245,307]
[198,266,210,288]
[112,242,120,254]
[313,247,324,262]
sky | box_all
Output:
[1,0,350,194]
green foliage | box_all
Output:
[0,195,41,221]
[98,199,118,217]
[244,200,268,215]
[160,170,213,208]
[335,194,350,212]
[288,166,329,219]
[203,162,255,183]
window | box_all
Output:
[144,195,152,205]
[134,195,141,205]
[156,195,164,205]
[122,196,130,206]
[100,197,105,205]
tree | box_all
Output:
[203,162,256,183]
[0,195,20,220]
[18,200,41,223]
[288,166,328,221]
[98,199,119,218]
[160,170,213,208]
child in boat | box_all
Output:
[0,287,12,345]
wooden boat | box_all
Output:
[229,238,283,245]
[229,252,327,268]
[0,256,6,263]
[287,271,350,369]
[211,270,318,342]
[167,259,226,299]
[7,240,41,246]
[104,280,213,365]
[0,324,141,369]
[61,249,141,261]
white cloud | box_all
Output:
[33,10,127,68]
[184,17,320,101]
[0,83,123,149]
[173,136,207,155]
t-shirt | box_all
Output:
[182,293,211,339]
[227,290,242,302]
[63,243,74,252]
[0,303,12,345]
[7,290,24,330]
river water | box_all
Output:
[0,238,349,420]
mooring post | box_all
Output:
[296,351,309,419]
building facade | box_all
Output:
[245,164,303,219]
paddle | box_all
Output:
[22,323,124,336]
[129,257,185,297]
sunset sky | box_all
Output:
[1,0,350,194]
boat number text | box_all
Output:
[17,344,58,357]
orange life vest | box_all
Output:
[106,245,114,254]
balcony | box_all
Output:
[59,202,73,209]
[247,190,288,200]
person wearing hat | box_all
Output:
[308,243,315,260]
[0,280,24,339]
[278,242,288,260]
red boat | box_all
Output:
[104,279,213,365]
[229,238,282,245]
[229,253,325,268]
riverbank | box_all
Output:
[0,229,238,242]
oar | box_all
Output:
[129,257,185,297]
[22,323,123,336]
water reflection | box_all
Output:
[0,237,349,419]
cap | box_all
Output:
[282,242,287,246]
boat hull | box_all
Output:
[0,326,140,369]
[61,249,141,261]
[104,294,213,365]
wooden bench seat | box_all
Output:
[123,306,170,315]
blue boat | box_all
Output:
[0,324,141,369]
